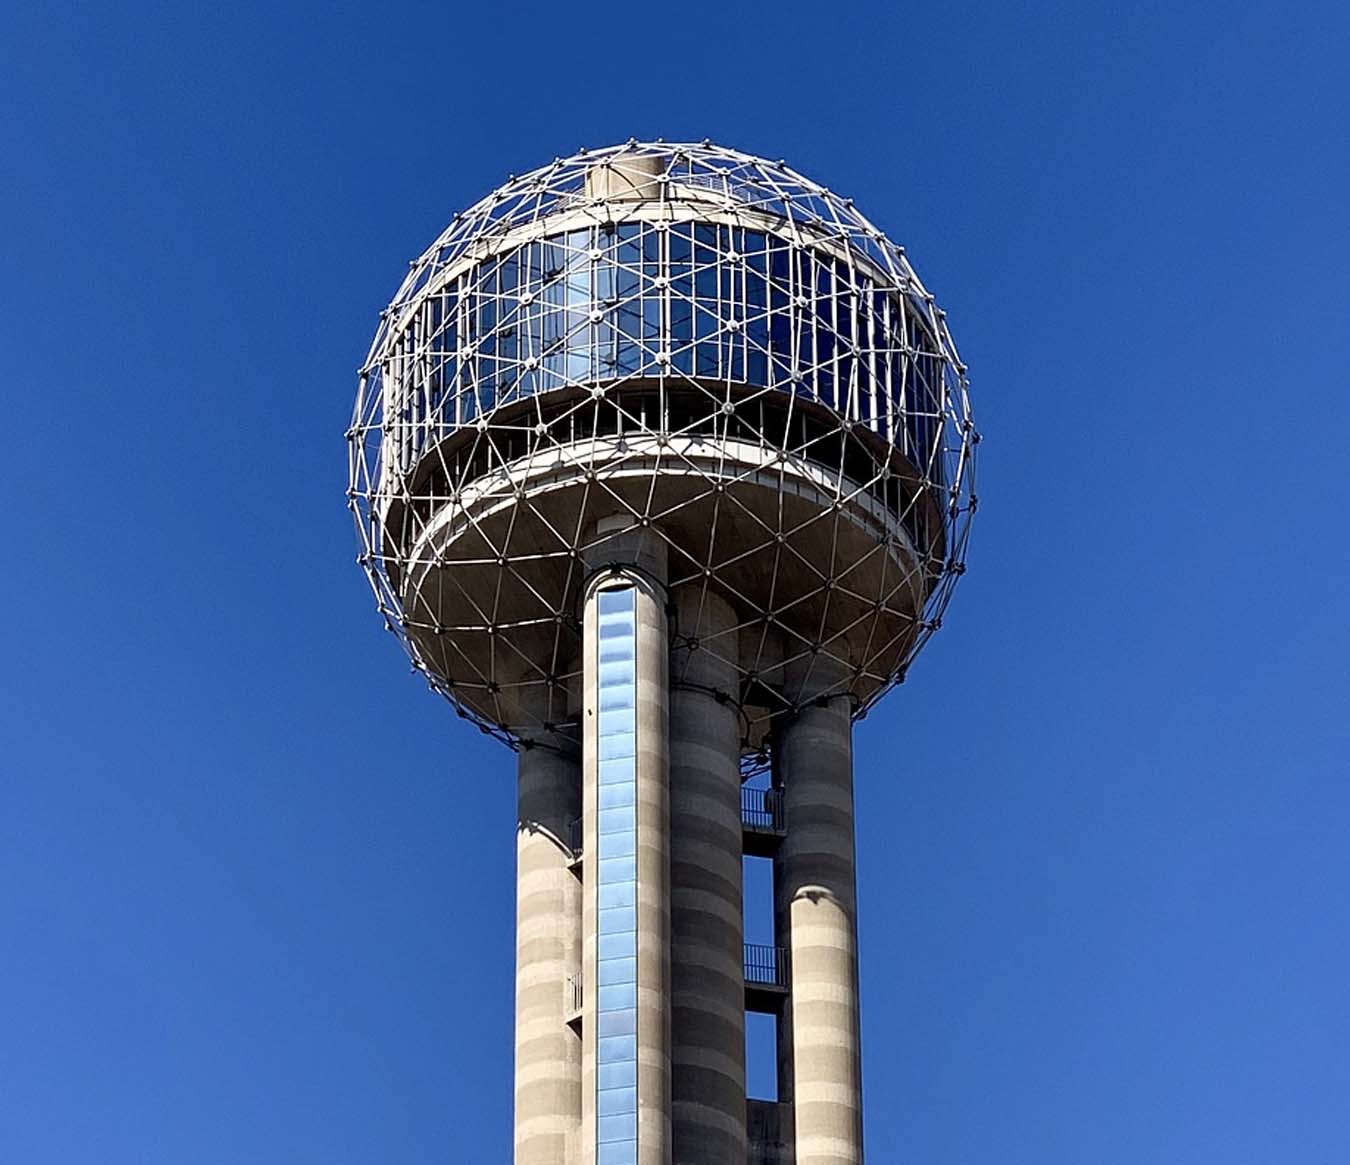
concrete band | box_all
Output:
[777,698,863,1165]
[514,744,583,1165]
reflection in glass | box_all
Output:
[386,223,949,489]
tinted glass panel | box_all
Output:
[594,586,638,1163]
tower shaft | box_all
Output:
[514,745,583,1163]
[669,589,748,1160]
[513,529,864,1164]
[581,533,672,1165]
[776,700,863,1164]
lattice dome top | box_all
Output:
[348,140,977,751]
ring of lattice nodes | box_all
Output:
[348,140,977,755]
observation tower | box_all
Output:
[348,141,976,1165]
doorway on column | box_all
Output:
[743,853,780,1101]
[745,1011,779,1101]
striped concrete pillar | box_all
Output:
[581,522,671,1165]
[514,741,583,1165]
[669,588,746,1162]
[776,696,863,1165]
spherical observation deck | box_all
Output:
[348,141,976,752]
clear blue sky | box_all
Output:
[3,3,1347,1162]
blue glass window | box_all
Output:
[391,223,950,494]
[595,586,638,1162]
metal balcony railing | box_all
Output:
[741,787,785,834]
[744,943,790,990]
[571,789,783,862]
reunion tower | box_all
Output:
[348,141,976,1165]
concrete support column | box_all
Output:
[776,697,863,1165]
[669,589,746,1163]
[581,523,671,1165]
[514,742,583,1165]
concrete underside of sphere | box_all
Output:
[385,383,942,747]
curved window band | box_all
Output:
[383,223,948,488]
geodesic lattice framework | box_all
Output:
[348,141,977,753]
